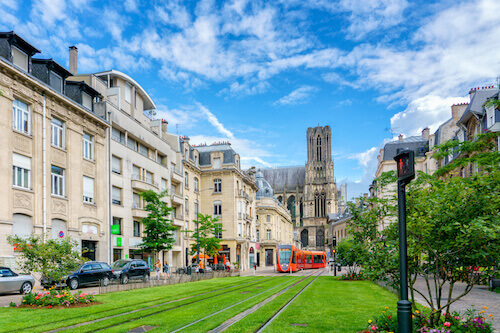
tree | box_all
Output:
[336,238,367,275]
[6,234,84,283]
[347,133,500,325]
[185,214,223,267]
[139,190,176,260]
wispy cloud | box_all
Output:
[274,85,317,106]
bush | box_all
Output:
[16,287,96,308]
[340,271,367,281]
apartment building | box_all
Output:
[0,32,110,267]
[255,171,293,267]
[180,141,258,271]
[70,64,182,267]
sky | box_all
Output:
[2,0,500,199]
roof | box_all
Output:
[93,70,156,110]
[261,166,305,192]
[458,89,498,126]
[66,80,101,97]
[196,144,237,166]
[382,136,428,161]
[0,31,41,55]
[256,170,274,199]
[32,58,73,78]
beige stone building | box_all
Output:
[180,141,258,271]
[254,171,294,267]
[0,32,110,267]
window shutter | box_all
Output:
[83,176,94,198]
[112,187,121,201]
[112,156,121,173]
[13,153,31,170]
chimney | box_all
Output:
[69,46,78,75]
[421,127,430,140]
[451,103,468,122]
[398,134,404,142]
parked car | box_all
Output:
[41,261,113,290]
[176,263,212,274]
[111,259,150,284]
[0,267,35,294]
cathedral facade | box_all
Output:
[261,126,338,251]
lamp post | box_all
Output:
[393,150,415,333]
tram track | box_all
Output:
[15,277,259,333]
[254,270,323,333]
[42,276,282,333]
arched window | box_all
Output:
[12,214,32,238]
[194,177,199,192]
[301,229,309,247]
[316,135,322,162]
[213,179,222,193]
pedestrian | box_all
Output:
[155,259,161,280]
[163,261,170,280]
[199,260,204,274]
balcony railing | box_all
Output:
[132,174,158,187]
[170,186,182,197]
[171,166,182,176]
[236,189,249,199]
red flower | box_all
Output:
[48,305,52,309]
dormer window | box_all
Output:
[82,92,92,110]
[50,71,63,93]
[213,157,221,169]
[12,46,28,72]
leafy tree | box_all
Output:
[139,190,176,259]
[347,133,500,325]
[6,234,84,283]
[185,214,223,267]
[336,238,367,275]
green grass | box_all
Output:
[263,277,399,333]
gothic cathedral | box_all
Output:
[261,126,338,251]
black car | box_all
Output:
[42,261,113,290]
[110,259,150,284]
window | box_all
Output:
[213,157,221,169]
[13,153,31,189]
[13,99,30,134]
[213,201,222,216]
[125,83,131,103]
[213,179,221,193]
[112,128,125,144]
[127,137,136,150]
[238,201,241,219]
[145,170,153,184]
[132,165,140,180]
[83,176,94,203]
[157,154,165,165]
[51,166,65,196]
[256,229,260,241]
[133,192,141,209]
[138,143,148,157]
[51,117,64,148]
[184,172,189,188]
[82,92,92,110]
[112,186,122,205]
[83,133,93,160]
[50,71,63,93]
[214,225,222,239]
[266,229,271,240]
[185,196,189,216]
[194,177,199,192]
[133,221,141,237]
[266,215,270,222]
[238,223,242,237]
[161,178,167,192]
[112,217,122,235]
[112,156,122,174]
[12,46,28,71]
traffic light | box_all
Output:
[332,236,337,247]
[332,249,336,254]
[394,150,415,185]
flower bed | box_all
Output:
[359,306,494,333]
[10,287,97,308]
[340,271,367,281]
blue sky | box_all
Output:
[2,0,500,199]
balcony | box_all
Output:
[171,190,184,206]
[171,167,183,184]
[132,204,148,219]
[131,175,158,192]
[260,238,278,246]
[172,214,184,227]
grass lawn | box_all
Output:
[264,276,399,333]
[0,275,400,333]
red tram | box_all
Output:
[276,245,327,273]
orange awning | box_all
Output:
[192,254,211,259]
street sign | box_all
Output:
[394,150,415,185]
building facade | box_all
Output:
[261,126,338,251]
[0,32,110,267]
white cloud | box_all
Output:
[274,85,317,106]
[124,0,138,12]
[348,146,378,169]
[31,0,67,27]
[196,103,235,138]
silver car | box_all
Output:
[0,267,35,294]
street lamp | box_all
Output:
[394,150,415,333]
[195,187,213,266]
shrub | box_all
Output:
[340,271,366,281]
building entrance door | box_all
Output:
[265,249,273,266]
[82,240,97,261]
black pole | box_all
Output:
[334,251,337,276]
[196,216,200,266]
[397,181,412,333]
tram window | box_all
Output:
[292,252,296,264]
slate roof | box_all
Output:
[458,89,499,126]
[382,136,428,161]
[256,171,274,199]
[196,144,236,166]
[261,166,305,192]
